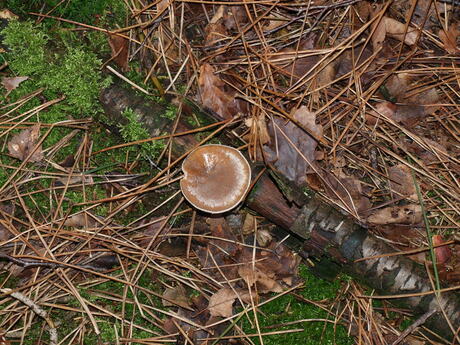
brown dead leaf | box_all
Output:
[198,63,246,120]
[366,101,396,125]
[388,164,416,201]
[223,5,249,31]
[108,34,129,72]
[372,16,418,51]
[205,21,228,46]
[275,36,316,78]
[55,174,94,187]
[2,76,29,96]
[256,229,272,247]
[162,285,191,309]
[205,7,228,46]
[384,73,411,102]
[208,288,236,318]
[244,116,270,145]
[439,24,460,54]
[63,213,98,228]
[324,170,371,217]
[0,9,18,19]
[264,106,323,185]
[238,265,283,293]
[367,101,427,128]
[195,218,241,281]
[393,104,427,127]
[433,235,451,265]
[367,204,422,225]
[8,124,43,162]
[241,213,255,235]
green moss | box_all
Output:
[119,107,165,158]
[240,266,353,345]
[42,48,111,116]
[2,20,111,117]
[5,0,127,27]
[161,104,178,120]
[1,20,48,76]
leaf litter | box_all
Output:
[1,1,460,344]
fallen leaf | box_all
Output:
[264,106,323,185]
[388,164,417,201]
[244,116,270,145]
[274,36,317,79]
[55,174,94,187]
[241,213,255,235]
[384,73,411,102]
[432,235,451,265]
[108,34,129,72]
[367,101,427,128]
[384,17,418,45]
[198,63,246,120]
[324,170,371,217]
[367,204,422,225]
[223,5,248,31]
[372,16,418,51]
[366,101,396,125]
[238,265,283,293]
[256,229,272,247]
[0,9,18,19]
[162,285,191,309]
[439,24,460,54]
[208,288,236,317]
[63,213,97,228]
[2,76,29,96]
[7,124,43,162]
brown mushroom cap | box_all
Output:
[180,144,251,213]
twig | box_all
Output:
[0,288,58,345]
[390,309,437,345]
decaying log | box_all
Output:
[99,82,460,341]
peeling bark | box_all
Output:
[99,83,460,341]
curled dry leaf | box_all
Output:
[273,36,317,80]
[372,16,418,51]
[324,170,371,217]
[223,5,249,31]
[439,24,460,54]
[366,101,396,125]
[198,63,246,120]
[63,213,98,228]
[208,288,236,318]
[8,124,43,162]
[384,73,440,116]
[384,73,411,102]
[55,174,94,187]
[367,100,434,128]
[367,204,422,225]
[244,116,270,146]
[108,34,129,72]
[388,164,416,201]
[0,9,18,19]
[264,106,323,185]
[238,264,283,293]
[256,229,272,247]
[162,285,191,309]
[2,76,29,96]
[432,235,452,265]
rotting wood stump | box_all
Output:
[100,82,460,341]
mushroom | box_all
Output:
[180,144,251,213]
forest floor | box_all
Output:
[0,0,459,344]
